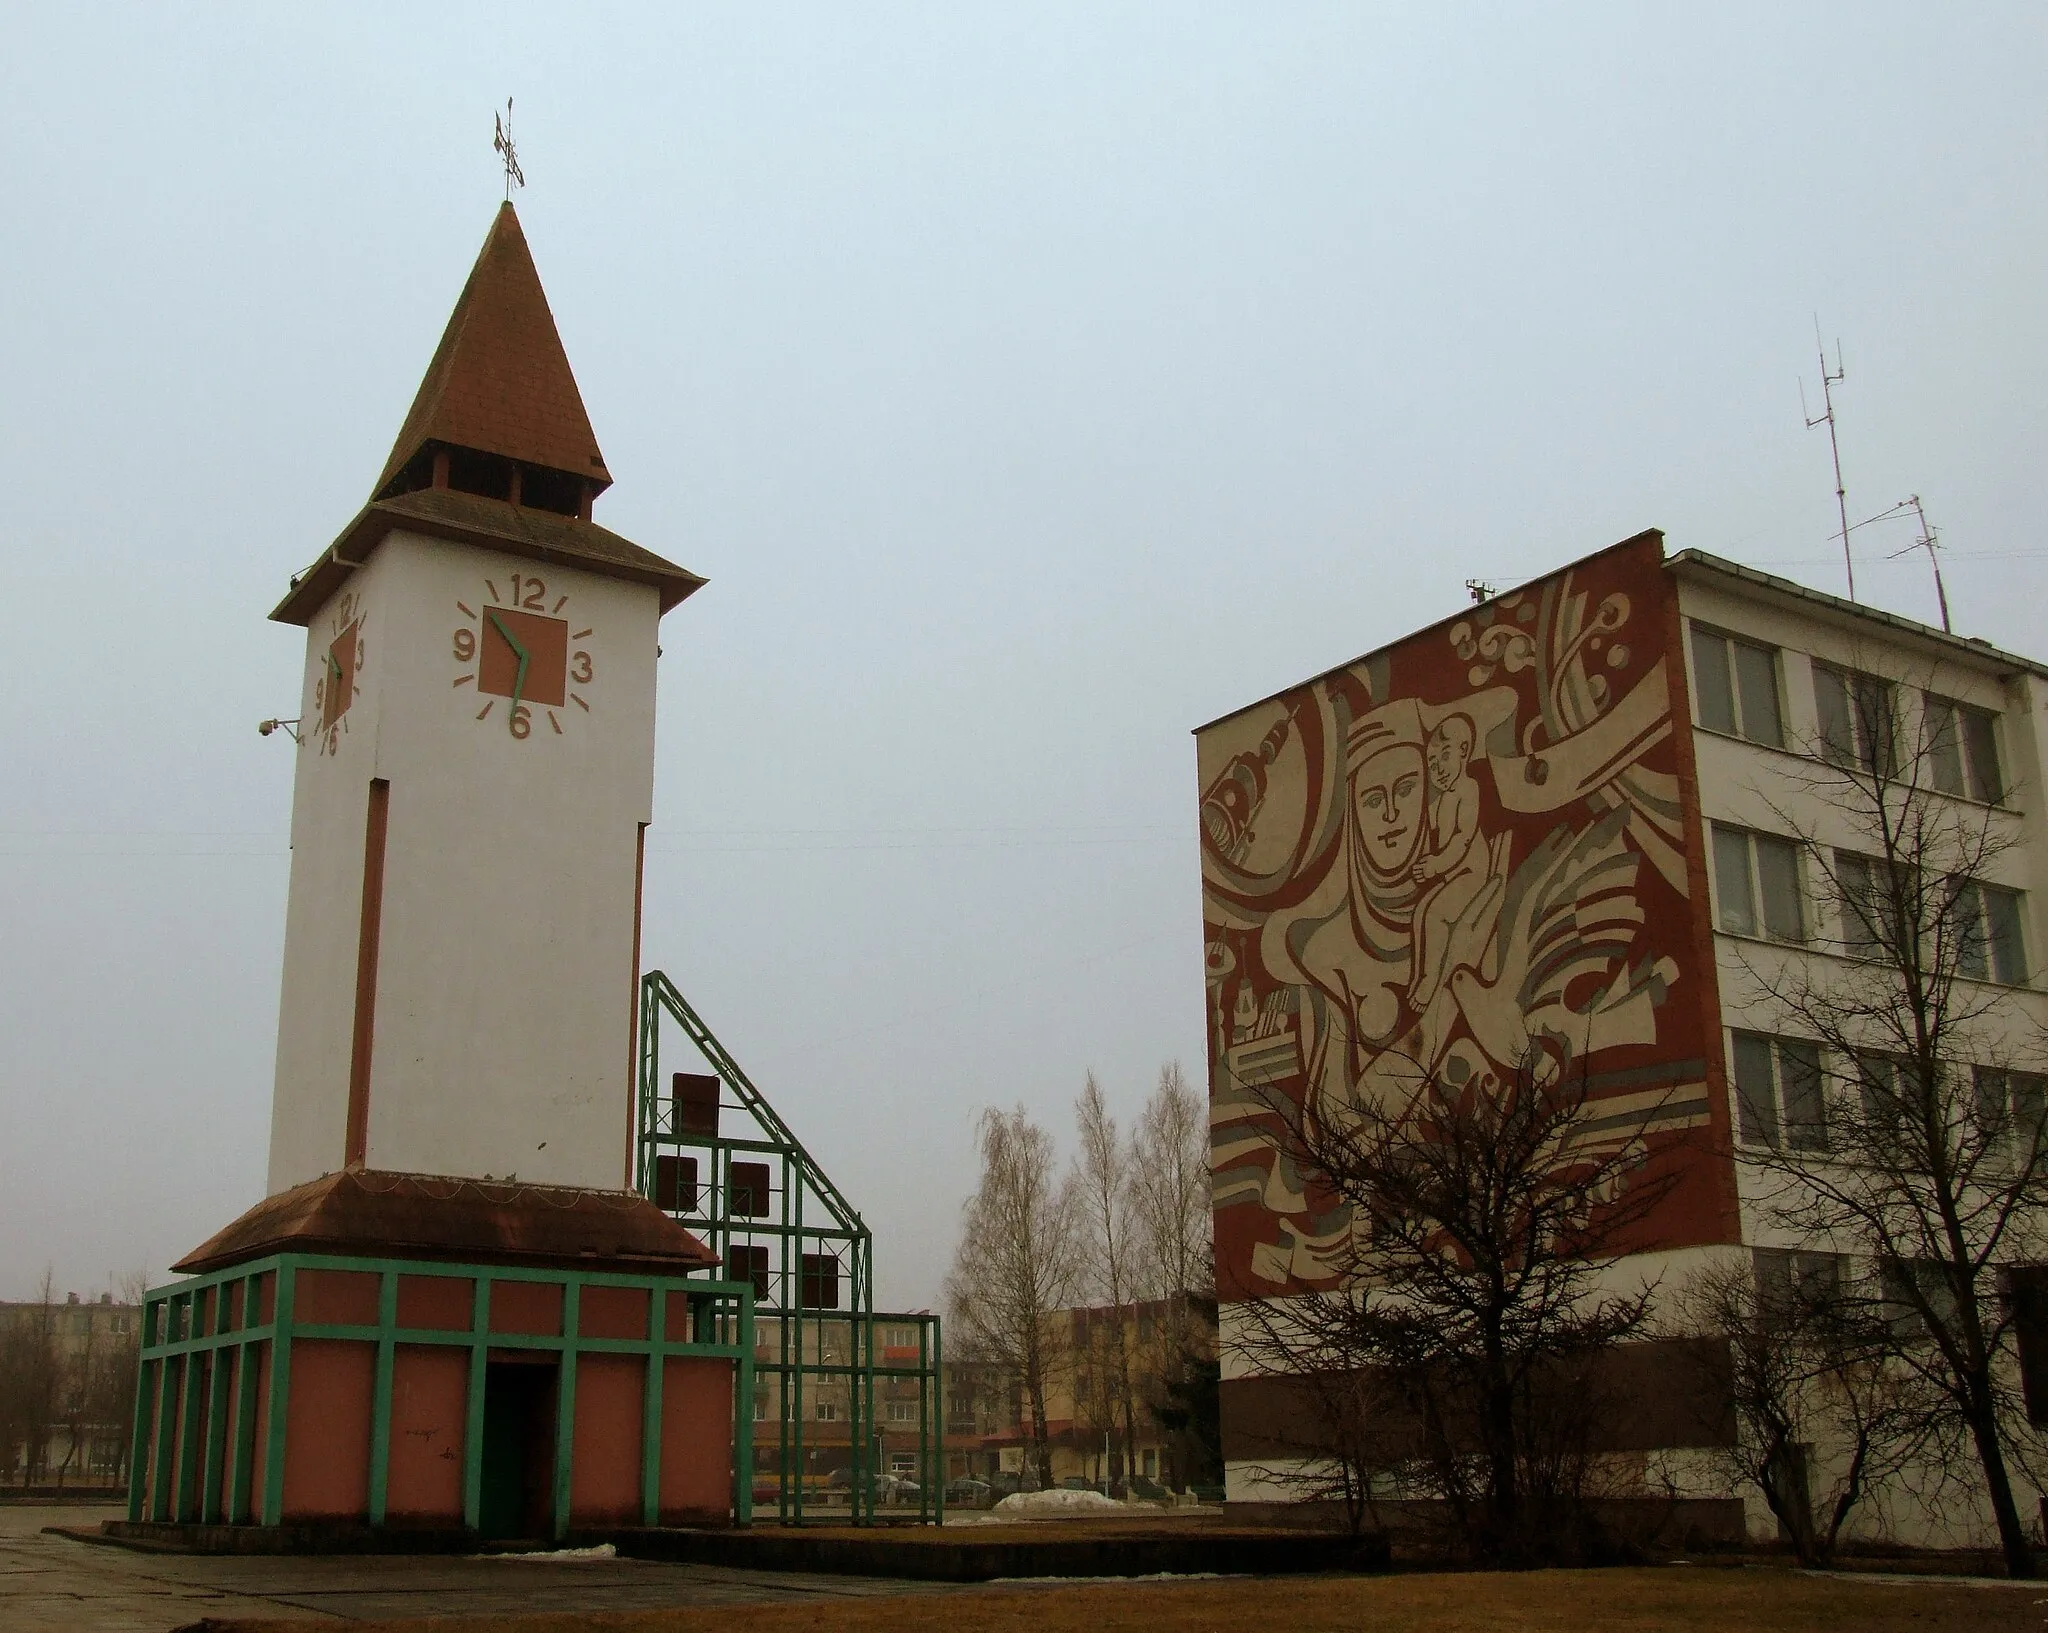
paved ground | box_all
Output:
[0,1506,966,1631]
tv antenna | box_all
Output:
[1464,578,1496,605]
[1888,494,1952,633]
[1800,320,1854,600]
[493,98,525,201]
[1849,494,1956,635]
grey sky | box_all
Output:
[2,5,2044,1307]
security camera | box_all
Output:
[259,719,277,736]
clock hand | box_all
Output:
[489,613,531,731]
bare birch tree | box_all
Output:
[1131,1059,1220,1490]
[945,1105,1080,1489]
[1132,1060,1212,1303]
[1728,663,2048,1574]
[1074,1072,1140,1491]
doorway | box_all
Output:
[478,1360,557,1541]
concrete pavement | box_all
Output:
[0,1504,965,1631]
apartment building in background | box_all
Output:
[943,1295,1218,1493]
[0,1291,141,1487]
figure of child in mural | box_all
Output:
[1408,713,1486,1012]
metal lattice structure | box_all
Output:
[636,971,943,1524]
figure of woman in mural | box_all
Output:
[1409,713,1487,1011]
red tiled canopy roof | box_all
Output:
[374,201,611,498]
[173,1169,720,1276]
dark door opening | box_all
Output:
[479,1360,557,1540]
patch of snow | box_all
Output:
[483,1543,619,1561]
[992,1488,1126,1515]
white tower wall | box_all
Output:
[267,530,659,1194]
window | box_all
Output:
[1142,1448,1158,1477]
[1922,696,2003,804]
[1834,852,1884,959]
[1951,881,2028,984]
[1731,1031,1827,1149]
[1971,1066,2048,1148]
[815,1399,841,1422]
[1690,624,1785,747]
[887,1400,918,1423]
[1878,1259,1960,1340]
[1813,664,1897,777]
[1712,825,1805,941]
[1753,1248,1844,1314]
[2009,1268,2048,1427]
[1853,1052,1912,1143]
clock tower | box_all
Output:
[265,201,702,1195]
[125,205,744,1544]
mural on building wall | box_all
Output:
[1199,535,1727,1297]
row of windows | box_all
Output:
[1709,823,2029,984]
[1690,621,2006,803]
[751,1395,919,1423]
[1731,1028,2046,1152]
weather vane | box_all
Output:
[493,97,525,201]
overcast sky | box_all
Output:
[2,5,2044,1307]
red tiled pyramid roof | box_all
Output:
[374,202,611,498]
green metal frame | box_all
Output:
[637,971,943,1524]
[131,1252,754,1540]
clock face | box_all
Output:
[314,593,366,757]
[451,571,594,740]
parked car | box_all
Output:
[1059,1476,1099,1492]
[1128,1475,1169,1501]
[946,1476,993,1506]
[985,1469,1035,1497]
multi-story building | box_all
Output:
[943,1295,1217,1494]
[0,1291,142,1487]
[1197,529,2047,1547]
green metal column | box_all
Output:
[227,1322,261,1524]
[367,1269,398,1526]
[259,1265,296,1527]
[199,1345,232,1523]
[461,1277,491,1532]
[551,1281,581,1541]
[734,1290,755,1526]
[639,1283,666,1527]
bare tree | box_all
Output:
[1235,1054,1674,1564]
[1677,1251,1935,1565]
[0,1272,62,1488]
[1228,1295,1406,1536]
[1130,1060,1221,1493]
[1729,665,2048,1575]
[945,1105,1080,1489]
[1073,1072,1141,1492]
[1132,1061,1213,1304]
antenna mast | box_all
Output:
[1802,322,1854,600]
[1905,493,1951,633]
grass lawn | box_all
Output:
[206,1564,2042,1633]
